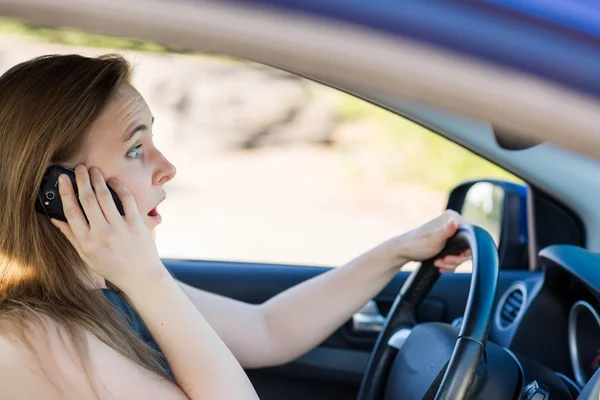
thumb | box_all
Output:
[446,216,459,236]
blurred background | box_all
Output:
[0,18,519,268]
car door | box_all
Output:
[166,260,536,400]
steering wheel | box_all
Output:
[357,225,499,400]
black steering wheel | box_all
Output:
[357,225,499,400]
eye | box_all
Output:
[126,144,143,159]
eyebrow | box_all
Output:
[121,116,155,143]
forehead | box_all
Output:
[81,85,151,158]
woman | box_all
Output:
[0,54,469,399]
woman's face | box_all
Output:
[73,84,176,236]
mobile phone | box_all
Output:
[35,165,125,222]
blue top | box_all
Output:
[101,288,175,381]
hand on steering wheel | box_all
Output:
[380,210,473,274]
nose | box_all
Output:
[154,152,177,186]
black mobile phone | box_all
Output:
[35,165,125,222]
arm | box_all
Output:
[177,281,272,369]
[260,240,404,364]
[260,211,471,364]
[179,242,405,369]
[127,268,258,399]
[179,211,469,368]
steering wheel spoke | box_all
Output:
[387,328,412,350]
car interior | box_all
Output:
[2,1,600,399]
[164,118,590,399]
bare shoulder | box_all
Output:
[0,316,186,400]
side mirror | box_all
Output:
[447,180,529,270]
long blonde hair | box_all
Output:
[0,54,168,380]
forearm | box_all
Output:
[124,266,258,400]
[260,240,408,365]
[177,211,463,369]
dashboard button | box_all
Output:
[523,381,549,400]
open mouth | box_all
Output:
[147,206,162,225]
[147,194,166,224]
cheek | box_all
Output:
[112,176,147,211]
[128,185,148,211]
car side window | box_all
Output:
[147,58,520,271]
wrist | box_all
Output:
[372,236,411,274]
[114,261,172,295]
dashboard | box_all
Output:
[488,244,600,398]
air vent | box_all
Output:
[496,285,526,329]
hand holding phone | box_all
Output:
[36,165,125,222]
[46,164,164,292]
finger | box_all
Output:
[434,259,453,269]
[75,165,108,227]
[90,167,123,226]
[57,173,89,239]
[444,215,459,237]
[106,177,141,223]
[434,261,459,272]
[434,256,465,267]
[440,255,468,264]
[435,249,471,267]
